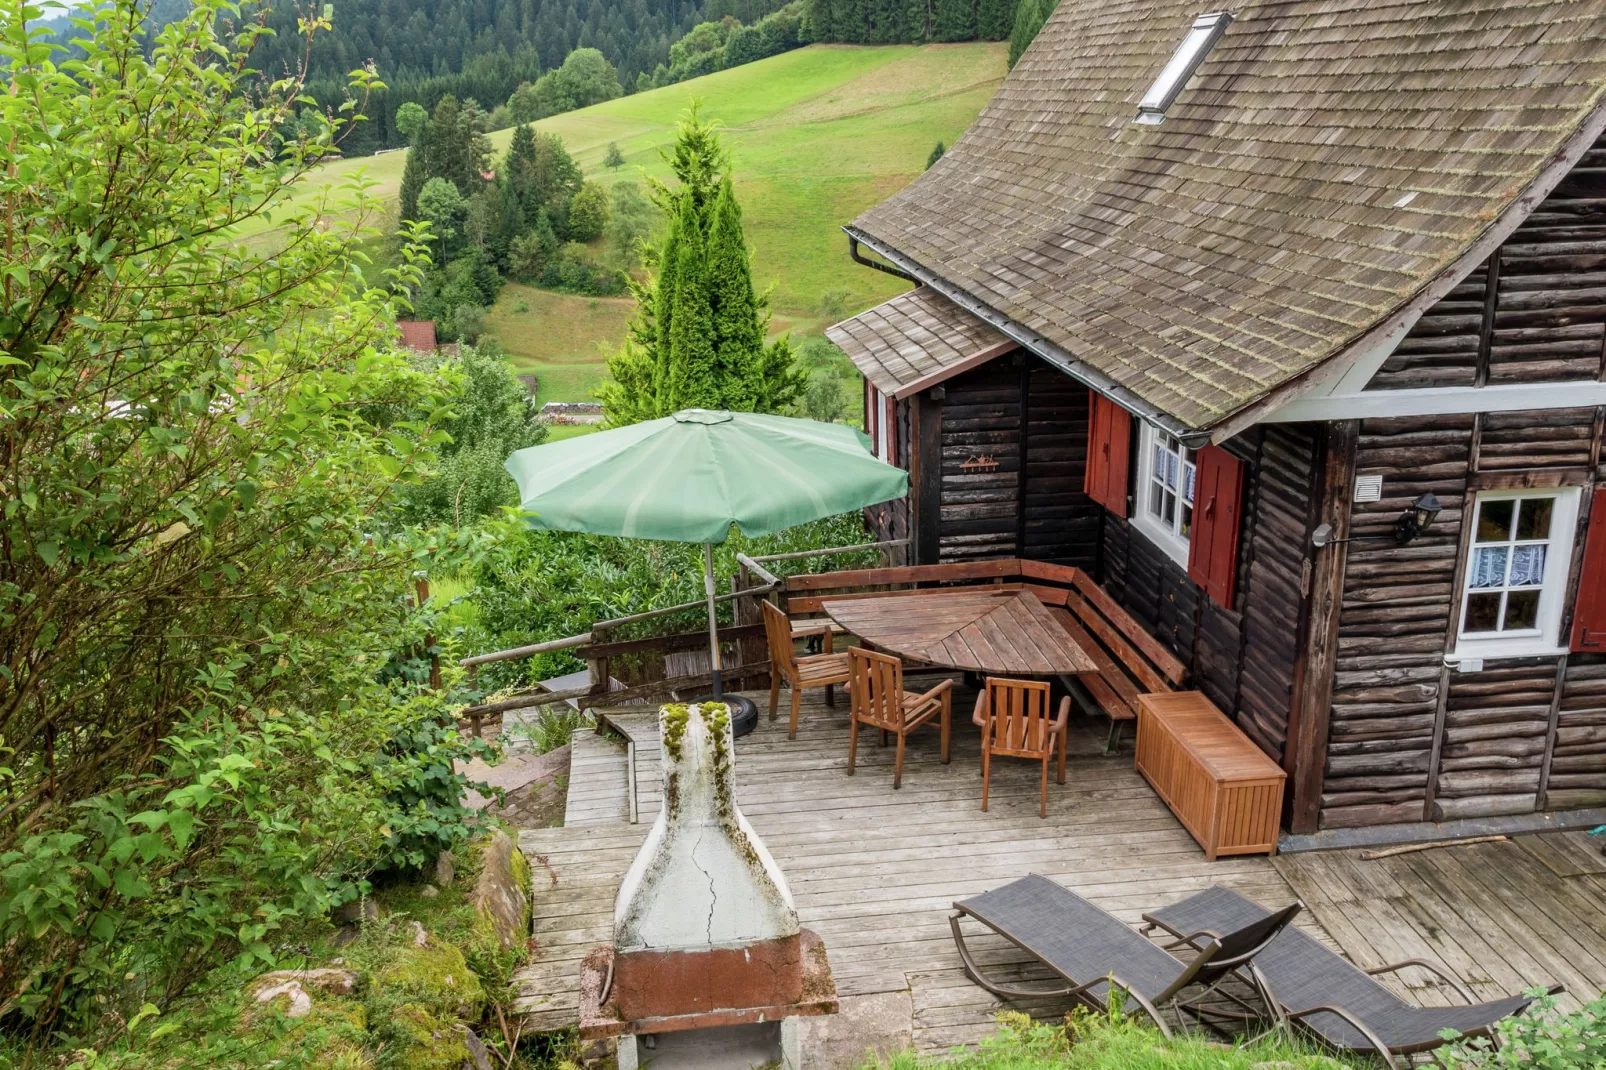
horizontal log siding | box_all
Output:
[1239,425,1320,762]
[1021,365,1100,569]
[1103,426,1318,765]
[1551,654,1606,811]
[1320,407,1606,829]
[938,363,1023,562]
[1320,415,1471,829]
[1369,133,1606,391]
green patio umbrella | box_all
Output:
[504,409,909,701]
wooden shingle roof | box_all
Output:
[852,0,1606,431]
[826,287,1015,397]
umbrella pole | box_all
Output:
[703,542,723,699]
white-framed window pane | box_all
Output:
[1133,424,1194,569]
[1468,546,1508,589]
[1509,544,1547,587]
[1456,488,1578,653]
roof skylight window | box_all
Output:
[1135,11,1233,125]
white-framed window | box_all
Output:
[1132,423,1196,567]
[1453,487,1581,659]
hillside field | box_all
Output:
[240,42,1006,402]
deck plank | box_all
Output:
[514,687,1306,1046]
[1275,838,1606,1013]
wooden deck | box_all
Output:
[514,687,1606,1052]
[1275,833,1606,1012]
[515,685,1310,1051]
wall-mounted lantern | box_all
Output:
[1311,491,1444,550]
[1393,492,1442,546]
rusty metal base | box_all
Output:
[578,928,838,1040]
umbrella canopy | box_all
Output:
[503,409,909,543]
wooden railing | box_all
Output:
[455,539,908,733]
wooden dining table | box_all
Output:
[821,587,1098,677]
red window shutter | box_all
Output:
[1572,488,1606,652]
[865,382,877,444]
[886,395,898,466]
[1083,394,1132,518]
[1187,444,1245,608]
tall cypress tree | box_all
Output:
[665,195,718,412]
[599,108,802,425]
[705,175,763,411]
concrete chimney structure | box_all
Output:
[578,702,836,1067]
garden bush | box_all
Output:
[0,0,495,1048]
[1437,988,1606,1068]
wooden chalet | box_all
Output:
[828,0,1606,839]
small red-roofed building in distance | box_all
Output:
[396,320,438,354]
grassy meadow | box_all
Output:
[239,42,1006,404]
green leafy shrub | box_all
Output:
[466,512,879,693]
[1437,988,1606,1069]
[0,0,491,1043]
[866,1007,1362,1069]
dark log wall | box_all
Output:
[1021,364,1101,569]
[1370,132,1606,391]
[1101,425,1320,764]
[938,362,1023,561]
[1319,408,1606,829]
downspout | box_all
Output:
[845,227,1207,448]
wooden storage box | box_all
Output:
[1135,692,1286,860]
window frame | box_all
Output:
[1452,486,1581,660]
[1135,11,1234,125]
[1131,422,1196,568]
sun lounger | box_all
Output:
[1142,885,1559,1069]
[949,874,1299,1035]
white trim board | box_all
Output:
[1261,380,1606,423]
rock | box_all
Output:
[252,979,313,1019]
[460,1025,494,1070]
[420,884,440,899]
[334,898,378,927]
[252,967,360,996]
[435,850,456,886]
[472,830,530,952]
[1250,1063,1299,1070]
[412,921,431,948]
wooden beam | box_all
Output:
[1287,420,1358,835]
[916,391,943,565]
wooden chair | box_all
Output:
[973,677,1070,818]
[762,599,851,740]
[846,647,952,788]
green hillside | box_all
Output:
[240,42,1005,402]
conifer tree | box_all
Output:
[1009,0,1055,67]
[399,119,430,222]
[705,175,763,411]
[599,107,802,425]
[976,0,1017,40]
[665,195,719,411]
[933,0,975,41]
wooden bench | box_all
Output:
[1134,691,1286,860]
[1016,561,1188,752]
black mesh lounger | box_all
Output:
[1142,885,1559,1069]
[949,874,1300,1036]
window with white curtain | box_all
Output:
[1132,423,1195,567]
[1455,488,1580,658]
